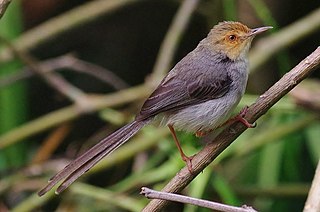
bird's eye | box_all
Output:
[228,35,237,41]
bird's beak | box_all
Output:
[249,26,273,36]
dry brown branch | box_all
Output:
[0,0,11,19]
[142,47,320,211]
[64,56,129,90]
[141,187,257,212]
[304,160,320,212]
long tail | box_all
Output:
[38,119,150,196]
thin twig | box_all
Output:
[141,187,257,212]
[304,160,320,212]
[0,0,11,19]
[0,54,128,90]
[66,56,129,89]
[142,47,320,211]
[150,0,200,84]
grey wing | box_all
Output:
[136,70,232,121]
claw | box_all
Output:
[182,155,194,173]
[237,106,256,128]
[237,116,256,128]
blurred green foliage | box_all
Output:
[0,0,27,169]
[0,0,319,211]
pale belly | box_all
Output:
[160,94,241,133]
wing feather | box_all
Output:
[136,47,233,121]
[136,71,232,121]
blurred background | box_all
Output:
[0,0,320,211]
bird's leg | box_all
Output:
[168,125,193,173]
[221,106,256,128]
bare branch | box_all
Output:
[304,160,320,212]
[66,56,129,90]
[141,187,257,212]
[0,0,11,19]
[142,47,320,211]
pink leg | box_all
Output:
[168,125,193,173]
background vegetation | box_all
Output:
[0,0,319,211]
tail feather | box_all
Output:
[49,120,140,182]
[38,120,149,196]
[55,120,147,194]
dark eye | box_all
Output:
[228,35,237,41]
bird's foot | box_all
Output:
[182,154,194,173]
[236,106,256,128]
[220,106,256,128]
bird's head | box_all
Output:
[207,21,272,61]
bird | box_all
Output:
[38,21,272,196]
